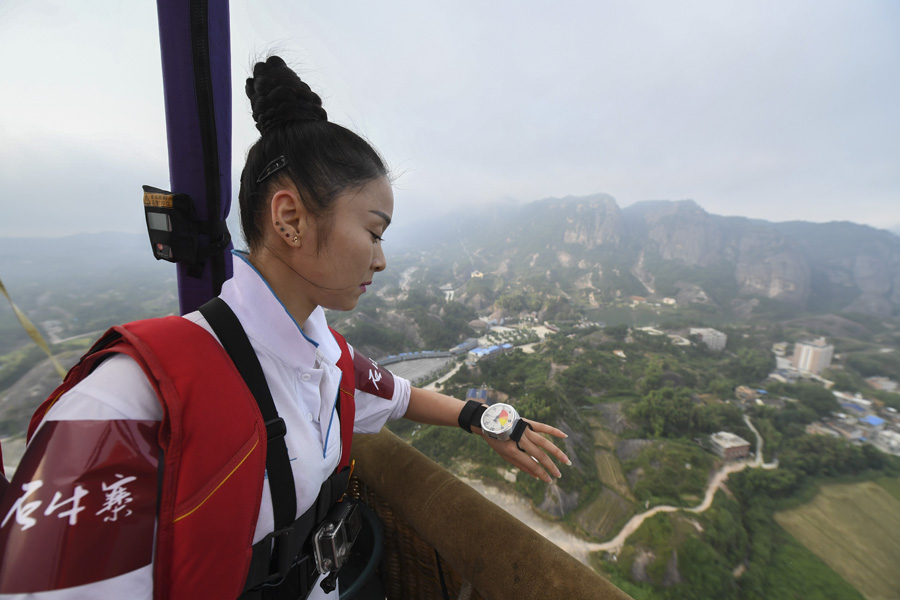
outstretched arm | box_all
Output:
[403,387,571,483]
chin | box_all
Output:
[325,298,360,312]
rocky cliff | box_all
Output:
[394,195,900,318]
[558,194,624,249]
[620,201,898,315]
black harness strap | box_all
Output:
[199,298,352,600]
[198,299,296,530]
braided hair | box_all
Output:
[239,56,387,250]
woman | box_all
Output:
[0,56,569,599]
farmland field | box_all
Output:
[574,487,633,540]
[592,427,616,449]
[775,480,900,600]
[596,449,633,500]
[585,412,616,449]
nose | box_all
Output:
[372,242,387,272]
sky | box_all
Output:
[1,0,898,239]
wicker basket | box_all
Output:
[348,475,487,600]
[347,430,632,600]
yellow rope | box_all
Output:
[0,276,66,379]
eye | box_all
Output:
[369,231,384,243]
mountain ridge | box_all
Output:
[3,196,898,321]
[390,194,900,319]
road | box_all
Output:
[422,361,465,391]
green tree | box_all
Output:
[605,324,629,342]
[703,498,748,565]
[725,348,774,384]
[794,383,840,418]
[628,387,696,438]
[665,538,737,600]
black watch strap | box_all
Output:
[458,400,487,433]
[510,419,534,453]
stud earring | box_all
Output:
[292,235,299,244]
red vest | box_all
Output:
[26,316,356,599]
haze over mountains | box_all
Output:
[391,194,900,320]
[2,194,899,331]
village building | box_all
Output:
[833,391,873,414]
[690,327,727,352]
[866,376,898,393]
[466,388,489,403]
[874,430,900,456]
[709,432,751,460]
[449,338,479,355]
[791,337,834,375]
[467,343,514,363]
[439,283,455,301]
[860,415,886,435]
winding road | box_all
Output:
[463,415,779,562]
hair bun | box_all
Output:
[245,56,328,135]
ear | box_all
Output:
[269,187,310,246]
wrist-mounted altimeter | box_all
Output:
[458,400,534,452]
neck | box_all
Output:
[248,248,316,325]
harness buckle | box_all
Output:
[256,524,307,587]
[265,527,295,586]
[265,417,287,440]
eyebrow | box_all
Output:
[370,210,392,226]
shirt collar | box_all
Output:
[219,251,341,368]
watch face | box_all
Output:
[481,403,518,436]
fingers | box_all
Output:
[528,420,568,440]
[525,427,572,467]
[502,440,552,483]
[488,430,570,484]
[481,419,573,484]
[518,433,562,482]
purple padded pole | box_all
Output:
[156,0,233,314]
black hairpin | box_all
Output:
[256,155,287,184]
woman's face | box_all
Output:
[290,176,394,313]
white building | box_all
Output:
[690,327,727,352]
[874,430,900,455]
[439,284,455,302]
[792,337,834,375]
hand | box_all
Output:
[481,420,571,483]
